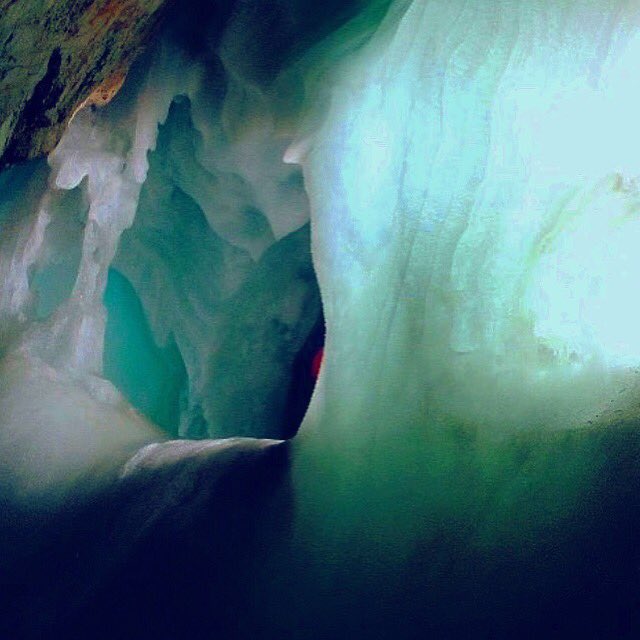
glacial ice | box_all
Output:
[2,0,640,636]
[0,25,319,461]
[299,0,640,438]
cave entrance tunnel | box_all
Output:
[2,101,326,444]
[91,0,349,442]
[0,114,328,445]
[92,0,371,443]
[97,92,326,442]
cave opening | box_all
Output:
[97,90,326,441]
[0,0,348,444]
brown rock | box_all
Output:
[0,0,173,168]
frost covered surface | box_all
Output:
[301,0,640,435]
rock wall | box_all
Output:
[0,0,171,167]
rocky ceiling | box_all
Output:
[0,0,172,167]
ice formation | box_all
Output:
[3,0,640,636]
[0,24,319,461]
[297,0,640,440]
[0,0,639,496]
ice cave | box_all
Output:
[2,0,640,637]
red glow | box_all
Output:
[311,347,324,379]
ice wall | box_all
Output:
[297,0,640,440]
[255,0,640,603]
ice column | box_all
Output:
[3,43,200,381]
